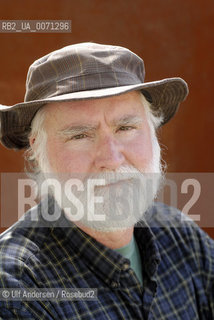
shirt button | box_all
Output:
[122,263,130,271]
[111,281,120,288]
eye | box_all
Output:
[71,133,88,140]
[118,126,135,132]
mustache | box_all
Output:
[83,165,142,185]
[37,165,161,189]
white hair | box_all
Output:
[140,93,163,130]
[24,106,49,175]
[25,93,163,176]
[139,94,163,173]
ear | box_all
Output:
[29,136,36,148]
[29,136,37,158]
[28,135,40,168]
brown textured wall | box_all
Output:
[0,0,213,237]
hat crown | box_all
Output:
[0,42,188,150]
[24,42,145,102]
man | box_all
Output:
[0,42,213,319]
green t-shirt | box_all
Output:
[115,236,143,285]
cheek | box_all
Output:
[47,139,92,173]
[124,132,154,168]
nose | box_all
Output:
[94,136,125,171]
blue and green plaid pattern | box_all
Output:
[0,199,214,319]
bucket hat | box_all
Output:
[0,42,188,149]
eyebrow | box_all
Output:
[57,125,96,137]
[57,115,143,137]
[112,115,143,127]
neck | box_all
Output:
[74,222,134,249]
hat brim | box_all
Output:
[0,77,188,149]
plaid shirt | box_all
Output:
[0,198,214,319]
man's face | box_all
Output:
[36,91,161,231]
[44,91,154,175]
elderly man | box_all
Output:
[0,42,213,319]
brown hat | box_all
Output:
[0,42,188,149]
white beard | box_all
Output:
[38,168,163,232]
[36,137,164,232]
